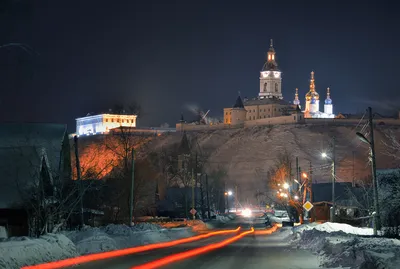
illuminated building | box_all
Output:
[259,39,283,100]
[298,71,335,119]
[76,113,137,136]
[224,39,299,125]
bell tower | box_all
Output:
[259,39,283,99]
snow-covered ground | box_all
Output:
[291,222,400,269]
[0,223,195,269]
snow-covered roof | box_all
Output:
[0,146,49,208]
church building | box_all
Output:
[224,40,297,124]
[295,71,335,119]
[224,39,334,125]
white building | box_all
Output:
[259,39,283,100]
[295,71,335,119]
[76,113,137,136]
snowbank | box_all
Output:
[62,223,195,255]
[0,233,78,269]
[215,214,235,223]
[0,223,195,268]
[292,223,400,269]
[294,222,373,236]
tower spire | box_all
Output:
[293,88,300,105]
[310,71,316,92]
[270,39,273,48]
[327,87,330,98]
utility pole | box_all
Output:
[192,168,195,220]
[352,151,355,187]
[296,157,299,190]
[368,106,381,233]
[309,161,313,222]
[129,148,135,226]
[205,173,211,219]
[73,136,84,229]
[235,185,238,213]
[331,136,336,222]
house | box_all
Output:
[311,182,370,225]
[0,123,71,237]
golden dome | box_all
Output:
[305,91,319,101]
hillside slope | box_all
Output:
[154,123,400,200]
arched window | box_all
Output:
[275,83,278,92]
[263,83,267,92]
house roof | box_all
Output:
[0,146,48,208]
[243,98,290,106]
[312,182,369,207]
[0,123,68,174]
[233,96,245,109]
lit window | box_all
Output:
[105,119,108,122]
[272,55,275,60]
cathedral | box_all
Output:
[295,71,335,119]
[223,39,334,124]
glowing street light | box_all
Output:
[294,195,299,200]
[321,137,336,222]
[283,183,289,189]
[302,172,308,178]
[227,191,233,196]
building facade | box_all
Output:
[224,39,299,125]
[296,71,335,119]
[76,113,137,136]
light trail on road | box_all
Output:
[131,228,255,269]
[21,227,241,269]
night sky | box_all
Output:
[1,0,399,130]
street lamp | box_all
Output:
[225,190,233,213]
[302,172,308,178]
[356,131,381,235]
[294,195,299,200]
[321,143,336,223]
[283,183,290,189]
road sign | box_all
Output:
[190,208,197,215]
[303,201,314,211]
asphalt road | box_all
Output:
[68,216,322,269]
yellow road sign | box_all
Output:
[303,201,314,211]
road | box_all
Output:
[67,216,321,269]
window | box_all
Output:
[274,108,276,111]
[105,119,108,122]
[253,109,255,112]
[294,116,296,120]
[275,83,278,92]
[112,119,114,122]
[263,83,267,92]
[253,116,255,120]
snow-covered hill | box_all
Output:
[153,124,400,199]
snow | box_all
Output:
[294,222,373,235]
[0,233,77,269]
[0,223,196,269]
[62,223,195,255]
[291,222,400,269]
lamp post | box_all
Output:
[322,137,336,222]
[224,191,233,213]
[356,129,381,235]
